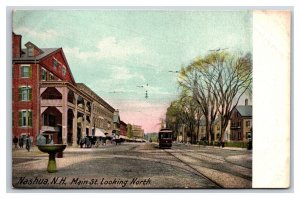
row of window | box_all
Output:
[232,121,251,128]
[94,118,111,129]
[41,68,55,81]
[15,110,113,128]
[93,105,112,119]
[18,63,65,80]
[18,65,55,80]
[52,59,67,76]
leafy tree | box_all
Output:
[166,92,202,144]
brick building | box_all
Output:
[12,32,115,145]
[230,99,252,142]
[119,120,127,136]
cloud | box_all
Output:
[110,66,145,82]
[64,36,147,61]
[14,27,59,40]
[96,37,146,59]
[64,47,95,60]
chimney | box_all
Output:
[12,32,22,58]
[245,98,248,106]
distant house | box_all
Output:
[212,117,231,142]
[132,124,144,139]
[230,100,252,142]
[119,120,127,137]
[198,119,206,141]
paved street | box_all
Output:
[12,143,252,189]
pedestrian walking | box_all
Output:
[22,136,27,148]
[18,136,23,148]
[84,137,89,148]
[25,134,32,152]
[80,138,84,148]
[13,136,18,149]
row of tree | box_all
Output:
[166,50,252,144]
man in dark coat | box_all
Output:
[19,136,23,148]
[25,134,31,152]
[13,136,18,148]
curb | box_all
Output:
[191,144,250,151]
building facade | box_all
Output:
[76,83,115,139]
[112,110,120,138]
[119,120,127,137]
[12,32,115,146]
[230,100,252,142]
[131,125,144,139]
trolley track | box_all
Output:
[163,149,224,188]
[184,152,252,169]
[182,152,252,181]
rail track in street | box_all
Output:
[163,149,224,188]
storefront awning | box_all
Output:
[93,128,106,137]
[119,135,129,140]
[40,126,59,133]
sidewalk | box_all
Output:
[190,144,250,151]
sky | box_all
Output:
[13,10,252,133]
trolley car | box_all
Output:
[158,128,173,149]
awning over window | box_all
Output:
[93,128,106,137]
[119,135,129,140]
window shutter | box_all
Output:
[20,66,23,77]
[29,88,32,100]
[28,111,32,126]
[29,65,32,77]
[18,112,22,126]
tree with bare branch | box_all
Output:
[178,51,252,145]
